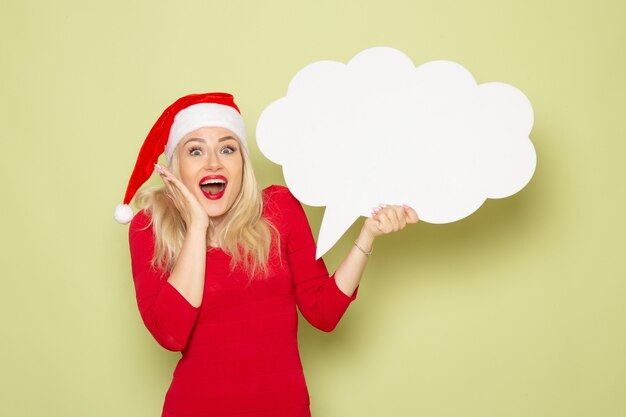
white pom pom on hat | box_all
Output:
[114,92,247,224]
[114,203,134,224]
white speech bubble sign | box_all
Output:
[256,47,536,259]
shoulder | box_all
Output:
[262,184,295,201]
[262,185,309,233]
[128,209,155,246]
[262,185,303,215]
[129,209,152,231]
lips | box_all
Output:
[199,175,227,200]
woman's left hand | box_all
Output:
[363,204,419,240]
[335,204,419,297]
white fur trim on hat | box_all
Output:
[165,103,247,162]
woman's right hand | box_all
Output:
[154,164,209,231]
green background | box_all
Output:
[1,1,624,416]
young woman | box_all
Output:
[115,93,418,417]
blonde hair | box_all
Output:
[134,140,278,279]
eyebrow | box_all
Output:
[218,136,238,143]
[182,136,238,146]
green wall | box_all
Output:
[1,1,624,416]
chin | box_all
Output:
[197,191,239,222]
[203,203,230,219]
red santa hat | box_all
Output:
[114,92,247,224]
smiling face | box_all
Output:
[175,126,244,226]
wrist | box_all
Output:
[356,228,375,252]
[188,221,209,234]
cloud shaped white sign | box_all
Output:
[256,47,536,259]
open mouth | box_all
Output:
[199,175,227,200]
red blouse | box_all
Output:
[129,185,358,417]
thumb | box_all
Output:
[403,205,420,223]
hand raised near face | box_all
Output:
[154,164,209,231]
[363,204,419,240]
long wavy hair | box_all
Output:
[134,138,278,278]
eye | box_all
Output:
[220,145,237,154]
[189,147,202,156]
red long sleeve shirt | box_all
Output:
[129,185,358,417]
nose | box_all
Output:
[205,149,222,170]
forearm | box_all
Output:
[333,226,375,297]
[167,225,207,307]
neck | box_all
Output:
[207,217,224,247]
